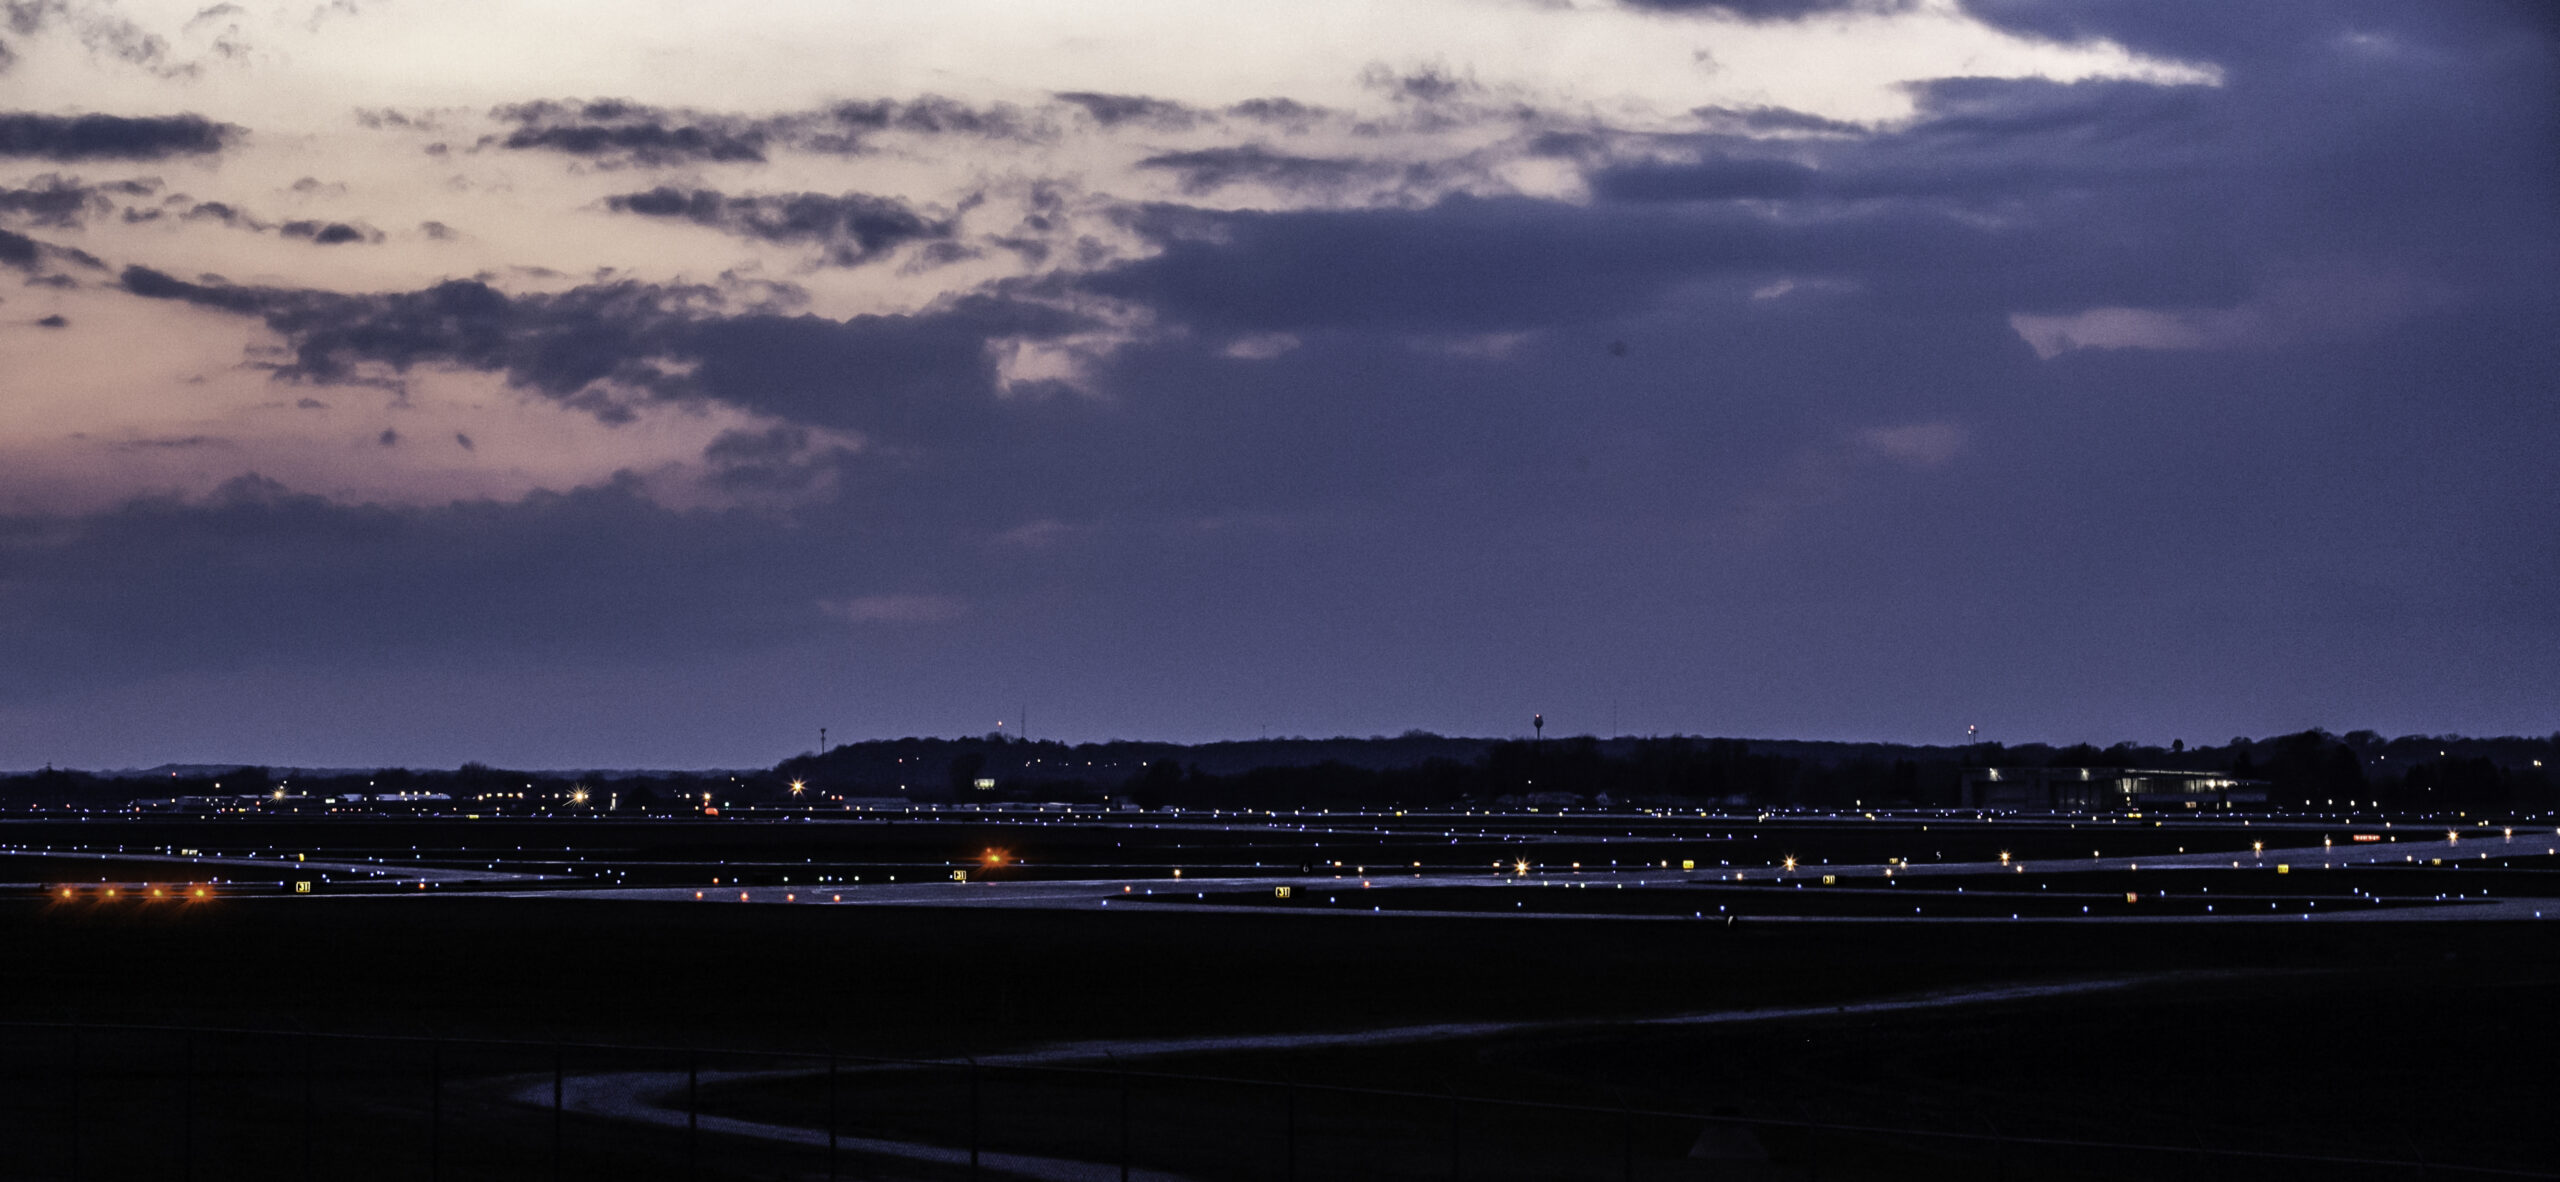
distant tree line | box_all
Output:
[4,729,2552,814]
[0,763,777,814]
[765,729,2557,814]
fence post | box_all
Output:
[826,1053,840,1182]
[687,1051,700,1182]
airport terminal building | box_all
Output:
[1961,767,2270,812]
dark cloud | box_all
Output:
[1523,131,1606,160]
[181,199,260,229]
[1619,0,1916,18]
[826,95,1037,141]
[1134,145,1371,195]
[166,200,391,245]
[1227,97,1329,127]
[419,220,455,240]
[498,121,766,164]
[1692,105,1866,136]
[1954,0,2339,59]
[119,263,258,306]
[0,174,107,226]
[1893,75,2214,144]
[490,95,1045,166]
[677,293,1091,435]
[1594,155,1820,201]
[0,227,36,268]
[2,0,194,76]
[34,312,64,327]
[1358,64,1477,104]
[14,0,2555,763]
[699,424,845,494]
[1053,92,1200,130]
[1088,12,2551,348]
[1599,79,2219,206]
[0,225,87,273]
[904,239,979,271]
[353,107,440,131]
[377,428,396,446]
[118,265,1098,439]
[278,219,382,245]
[121,266,707,410]
[603,187,952,266]
[1083,195,2086,336]
[0,476,859,706]
[491,99,770,165]
[0,112,235,159]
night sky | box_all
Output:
[0,0,2551,768]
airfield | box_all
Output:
[4,804,2555,922]
[1,807,2553,1179]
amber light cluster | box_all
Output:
[51,884,213,902]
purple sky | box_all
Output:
[0,0,2552,768]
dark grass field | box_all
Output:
[0,893,2552,1177]
[691,963,2559,1180]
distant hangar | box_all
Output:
[1961,767,2269,812]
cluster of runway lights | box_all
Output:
[94,815,2522,916]
[52,884,213,901]
[689,847,1015,903]
[673,856,2548,922]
